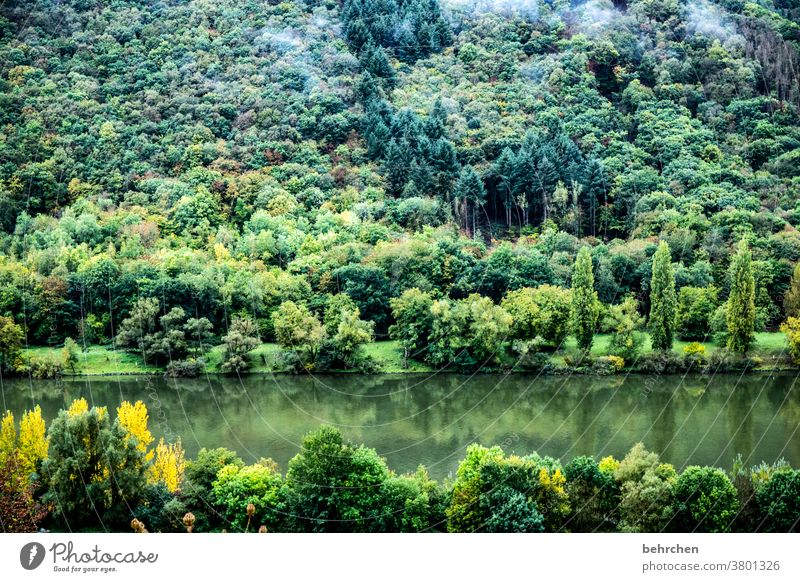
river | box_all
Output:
[2,372,799,479]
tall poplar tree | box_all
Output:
[649,241,677,351]
[571,246,598,351]
[727,239,755,353]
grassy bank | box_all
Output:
[20,332,793,377]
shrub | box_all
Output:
[682,342,706,368]
[593,355,624,375]
[605,297,645,363]
[755,469,800,532]
[638,351,684,374]
[672,466,739,532]
[780,317,800,364]
[676,286,718,340]
[165,358,205,378]
[23,354,63,379]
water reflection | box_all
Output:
[2,373,799,479]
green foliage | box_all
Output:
[614,443,677,533]
[756,470,800,532]
[672,466,739,533]
[61,337,79,373]
[41,403,149,530]
[501,285,572,346]
[273,301,326,369]
[780,316,800,364]
[221,317,260,374]
[182,447,244,533]
[329,307,374,367]
[564,456,619,532]
[427,295,511,370]
[783,263,800,319]
[649,242,677,351]
[571,247,598,351]
[447,444,567,533]
[283,426,391,532]
[211,460,283,532]
[606,296,645,363]
[389,288,435,364]
[676,286,719,340]
[378,467,448,532]
[727,239,756,353]
[0,316,23,373]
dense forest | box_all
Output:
[2,0,800,374]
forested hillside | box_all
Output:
[1,0,800,372]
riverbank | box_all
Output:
[20,332,793,376]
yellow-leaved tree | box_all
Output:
[67,398,89,417]
[150,438,186,492]
[116,400,154,462]
[18,405,48,474]
[0,410,16,462]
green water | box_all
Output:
[3,373,800,479]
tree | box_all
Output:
[116,400,154,461]
[184,317,213,357]
[606,296,645,364]
[115,297,159,357]
[330,307,374,367]
[221,317,260,373]
[571,246,598,351]
[378,467,447,532]
[61,337,79,373]
[333,264,392,333]
[676,286,718,340]
[649,241,676,351]
[672,466,739,532]
[783,263,800,319]
[389,288,435,365]
[273,301,326,368]
[781,317,800,364]
[150,438,185,493]
[17,405,48,478]
[727,239,756,354]
[181,447,244,532]
[323,294,358,335]
[116,299,189,365]
[454,166,486,238]
[614,443,676,533]
[283,426,390,532]
[564,456,619,532]
[501,285,572,346]
[447,444,567,533]
[41,401,149,529]
[427,295,511,370]
[0,316,23,373]
[211,460,283,532]
[756,470,800,532]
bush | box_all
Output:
[780,317,800,364]
[22,354,63,379]
[638,351,685,374]
[682,342,706,368]
[672,466,739,532]
[592,355,624,375]
[165,358,206,378]
[704,348,760,373]
[755,469,800,532]
[676,286,718,340]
